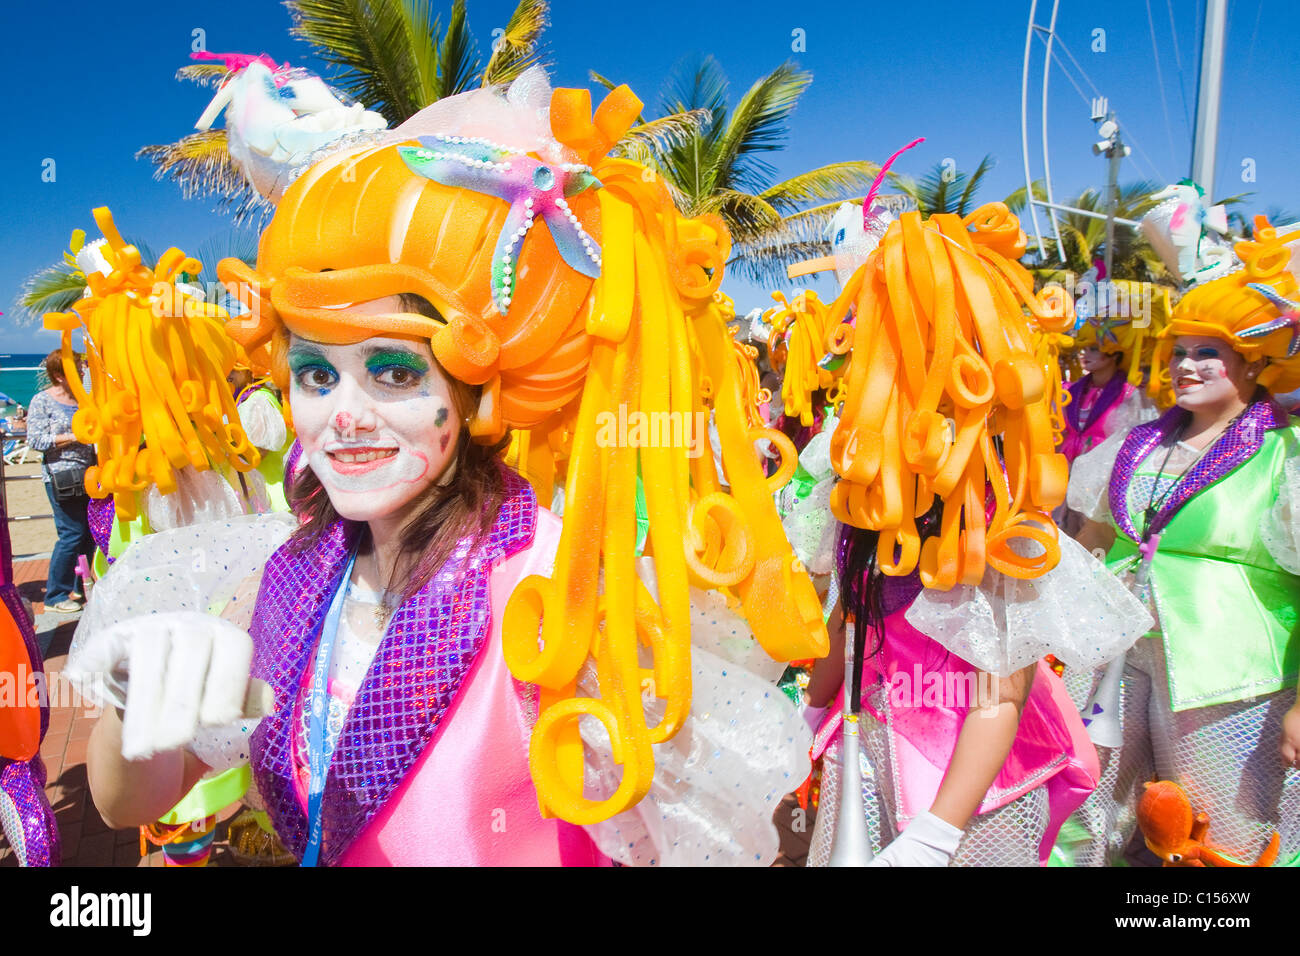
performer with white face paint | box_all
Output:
[75,69,823,866]
[1066,212,1300,867]
[292,332,456,508]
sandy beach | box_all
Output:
[3,456,59,557]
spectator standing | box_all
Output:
[26,350,96,612]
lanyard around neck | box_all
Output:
[1140,413,1241,540]
[300,548,357,868]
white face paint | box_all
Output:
[1168,335,1254,413]
[1079,345,1118,375]
[288,303,458,524]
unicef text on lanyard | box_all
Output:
[301,550,357,868]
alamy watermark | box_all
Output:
[1,665,107,717]
[887,665,999,712]
[594,406,709,459]
[1049,274,1156,329]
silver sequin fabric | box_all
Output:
[807,688,1048,867]
[1064,636,1300,865]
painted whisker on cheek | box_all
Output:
[440,432,450,452]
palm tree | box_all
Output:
[18,259,89,324]
[889,155,997,217]
[138,0,551,225]
[16,230,160,325]
[1028,181,1169,283]
[14,229,253,325]
[286,0,548,121]
[594,56,880,288]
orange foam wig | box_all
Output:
[1157,221,1300,394]
[825,203,1074,588]
[218,81,828,824]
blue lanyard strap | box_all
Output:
[300,549,357,868]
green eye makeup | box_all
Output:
[364,350,430,374]
[288,346,334,374]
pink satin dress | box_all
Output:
[811,608,1099,865]
[286,509,608,866]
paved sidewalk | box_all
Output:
[0,557,245,867]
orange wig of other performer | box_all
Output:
[42,213,260,525]
[823,203,1075,589]
[217,81,828,825]
[1071,280,1172,391]
[763,289,844,428]
[1155,219,1300,396]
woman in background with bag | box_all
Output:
[27,349,95,612]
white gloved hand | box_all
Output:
[237,390,288,452]
[869,811,964,867]
[64,611,256,761]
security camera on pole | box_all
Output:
[1091,98,1131,287]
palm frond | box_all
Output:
[891,156,993,217]
[16,261,86,326]
[482,0,548,87]
[760,199,859,241]
[434,0,481,99]
[697,189,783,244]
[401,0,441,107]
[1003,180,1045,216]
[714,62,811,194]
[611,110,710,158]
[888,170,938,214]
[1115,180,1163,217]
[1213,191,1254,209]
[287,0,433,123]
[726,235,831,287]
[589,69,619,94]
[191,230,261,288]
[1030,181,1173,282]
[956,154,995,215]
[176,63,230,88]
[759,161,880,214]
[658,54,729,123]
[136,131,270,225]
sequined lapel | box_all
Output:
[1109,400,1287,541]
[250,469,537,865]
[249,520,357,859]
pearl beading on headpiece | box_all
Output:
[399,134,604,316]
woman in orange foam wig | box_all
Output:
[782,197,1152,866]
[80,67,825,866]
[1064,214,1300,866]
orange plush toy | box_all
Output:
[1137,780,1280,866]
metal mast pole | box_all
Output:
[1190,0,1229,199]
[1104,120,1124,282]
[1040,0,1065,261]
[1021,0,1048,262]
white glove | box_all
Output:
[64,611,257,761]
[237,390,288,452]
[869,811,964,867]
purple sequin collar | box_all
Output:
[1108,398,1289,541]
[1066,371,1127,435]
[248,468,537,865]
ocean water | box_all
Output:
[0,353,50,408]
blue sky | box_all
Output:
[2,0,1296,352]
